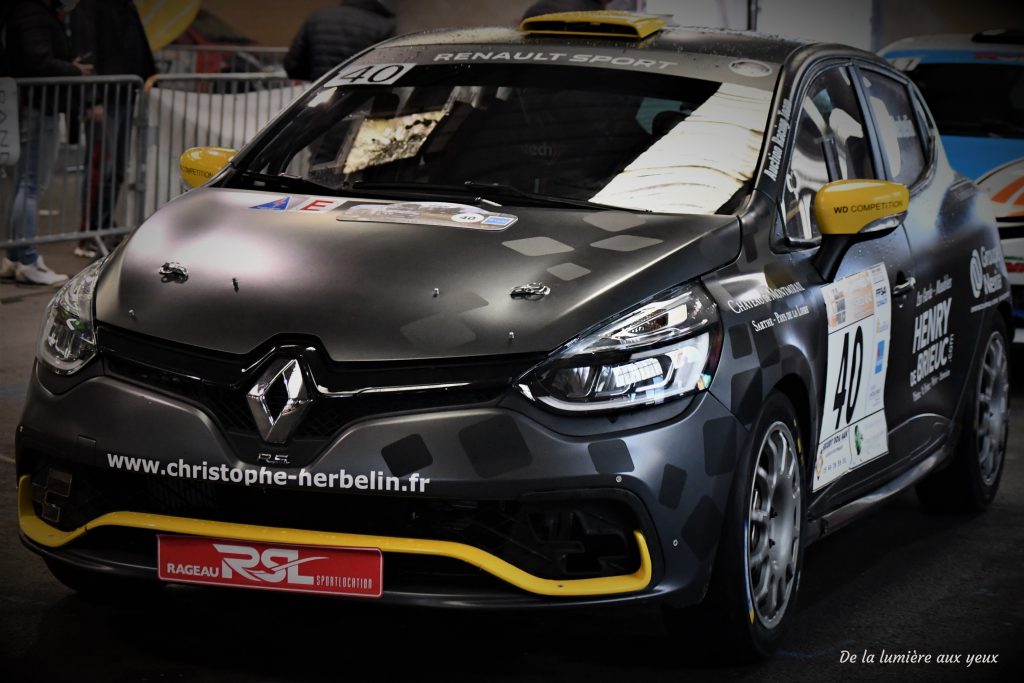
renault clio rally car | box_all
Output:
[881,30,1024,343]
[17,12,1012,657]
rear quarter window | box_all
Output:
[859,71,927,186]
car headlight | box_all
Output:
[37,258,106,375]
[518,283,721,412]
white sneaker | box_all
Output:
[15,257,69,286]
[0,257,16,279]
[74,245,99,259]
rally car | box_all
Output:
[17,12,1011,658]
[881,30,1024,342]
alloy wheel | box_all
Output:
[745,421,802,629]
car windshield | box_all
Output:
[906,63,1024,138]
[235,63,774,214]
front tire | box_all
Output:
[916,318,1010,512]
[665,391,805,660]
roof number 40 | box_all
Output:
[325,63,416,87]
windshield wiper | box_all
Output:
[348,180,492,205]
[353,180,620,211]
[232,170,341,196]
[461,181,627,211]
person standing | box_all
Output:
[284,0,396,82]
[0,0,92,286]
[70,0,155,258]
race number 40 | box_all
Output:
[325,63,416,88]
[814,264,892,491]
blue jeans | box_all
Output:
[7,109,59,265]
[81,102,130,232]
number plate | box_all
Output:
[157,536,382,597]
[814,263,892,490]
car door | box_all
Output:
[855,64,983,461]
[777,64,920,504]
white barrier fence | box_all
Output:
[144,73,306,214]
[1,73,307,251]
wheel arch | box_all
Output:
[772,373,814,474]
[997,301,1013,340]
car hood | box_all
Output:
[96,188,741,362]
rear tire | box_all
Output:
[664,391,806,660]
[916,318,1010,512]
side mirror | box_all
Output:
[179,147,236,189]
[813,179,909,281]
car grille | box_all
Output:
[28,456,647,583]
[97,325,543,463]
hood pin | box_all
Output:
[433,288,440,298]
[233,278,239,292]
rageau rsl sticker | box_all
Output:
[814,263,892,491]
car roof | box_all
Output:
[382,25,819,66]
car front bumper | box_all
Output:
[16,363,746,608]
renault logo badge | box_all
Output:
[246,358,314,444]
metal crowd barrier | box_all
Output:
[154,45,289,75]
[143,73,306,214]
[0,75,144,254]
[1,72,307,253]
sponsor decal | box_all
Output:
[909,283,954,401]
[969,245,1007,313]
[481,215,515,227]
[106,452,432,493]
[726,280,805,314]
[296,197,345,212]
[337,201,518,231]
[248,196,346,213]
[158,536,382,597]
[761,97,793,182]
[814,264,891,491]
[914,273,952,308]
[250,196,291,211]
[432,51,677,70]
[830,200,905,215]
[751,304,810,332]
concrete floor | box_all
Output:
[0,247,1022,682]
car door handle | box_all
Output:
[893,276,916,297]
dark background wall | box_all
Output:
[201,0,1023,50]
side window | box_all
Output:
[783,67,875,241]
[859,71,926,186]
[910,86,937,159]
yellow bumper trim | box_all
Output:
[18,476,652,598]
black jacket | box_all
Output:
[284,0,396,82]
[2,0,80,78]
[71,0,156,80]
[522,0,609,21]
